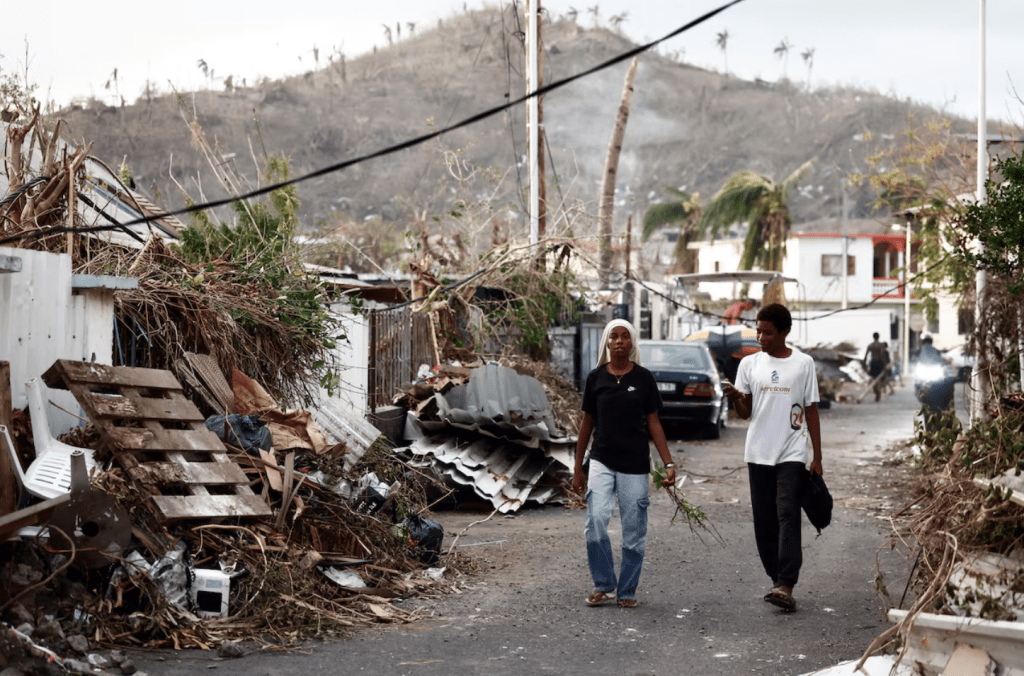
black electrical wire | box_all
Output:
[0,176,51,209]
[0,0,747,247]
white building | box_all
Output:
[687,230,964,356]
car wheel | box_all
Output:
[704,420,721,440]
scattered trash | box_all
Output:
[401,514,444,565]
[352,472,391,514]
[204,413,273,455]
[320,567,368,589]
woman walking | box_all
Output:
[572,319,676,608]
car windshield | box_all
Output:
[640,344,711,370]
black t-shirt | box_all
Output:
[581,364,663,475]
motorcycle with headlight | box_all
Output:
[913,358,957,430]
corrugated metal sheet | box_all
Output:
[427,364,567,447]
[400,364,575,512]
[310,396,383,471]
[404,434,572,513]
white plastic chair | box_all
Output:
[17,378,98,500]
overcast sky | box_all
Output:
[4,1,1022,124]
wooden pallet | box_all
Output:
[42,360,271,522]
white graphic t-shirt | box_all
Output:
[735,349,820,466]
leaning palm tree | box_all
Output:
[699,160,814,272]
[641,187,702,273]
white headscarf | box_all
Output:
[597,318,641,367]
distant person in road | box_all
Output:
[572,318,676,609]
[721,303,822,612]
[915,335,943,363]
[864,332,889,401]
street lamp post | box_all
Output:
[904,220,911,378]
[892,222,912,377]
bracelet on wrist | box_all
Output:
[664,463,675,469]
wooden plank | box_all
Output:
[151,494,272,521]
[108,427,227,453]
[0,493,71,538]
[128,461,250,486]
[83,391,204,423]
[42,360,182,391]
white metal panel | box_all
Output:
[0,247,89,436]
[326,304,370,415]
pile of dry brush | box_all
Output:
[862,398,1024,662]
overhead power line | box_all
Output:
[1,0,747,246]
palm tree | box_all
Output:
[641,187,702,273]
[716,30,729,74]
[699,160,814,272]
[802,48,815,90]
[774,38,793,81]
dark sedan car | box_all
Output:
[639,340,727,439]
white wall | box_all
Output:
[0,247,124,437]
[793,308,896,357]
[786,236,877,304]
[326,303,371,415]
[933,290,965,350]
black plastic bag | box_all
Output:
[402,514,444,566]
[801,471,833,535]
[205,414,272,455]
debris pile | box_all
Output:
[1,358,466,664]
[859,394,1024,674]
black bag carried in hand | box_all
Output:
[801,471,833,535]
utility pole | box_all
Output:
[526,0,545,249]
[971,0,991,423]
[840,182,848,310]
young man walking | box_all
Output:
[721,303,822,612]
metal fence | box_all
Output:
[367,306,434,413]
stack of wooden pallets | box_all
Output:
[42,360,271,523]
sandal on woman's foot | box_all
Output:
[586,590,615,606]
[617,598,638,608]
[767,589,796,611]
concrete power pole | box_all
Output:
[972,0,991,423]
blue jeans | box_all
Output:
[584,460,651,600]
[748,461,805,588]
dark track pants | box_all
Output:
[748,461,804,588]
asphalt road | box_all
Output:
[133,379,926,676]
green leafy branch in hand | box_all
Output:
[652,463,725,547]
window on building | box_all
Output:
[714,261,720,272]
[821,254,856,276]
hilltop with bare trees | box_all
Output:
[54,5,973,250]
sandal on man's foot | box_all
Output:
[586,590,615,606]
[617,598,638,608]
[767,589,796,611]
[763,586,781,602]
